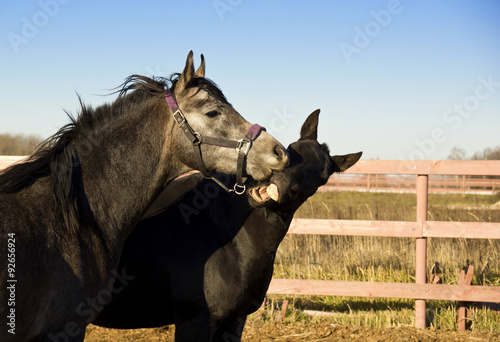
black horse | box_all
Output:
[94,110,362,341]
[0,52,288,342]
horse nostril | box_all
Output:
[274,145,283,159]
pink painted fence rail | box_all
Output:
[268,160,500,330]
[0,156,25,170]
[324,174,500,194]
[322,160,500,194]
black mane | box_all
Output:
[0,76,168,193]
[0,73,230,231]
[0,75,174,230]
[0,73,229,231]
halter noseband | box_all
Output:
[165,91,265,195]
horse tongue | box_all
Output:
[266,183,279,201]
[257,186,269,201]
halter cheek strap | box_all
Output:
[165,91,266,194]
[233,124,266,194]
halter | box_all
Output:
[165,91,265,195]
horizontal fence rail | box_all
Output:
[344,160,500,176]
[0,156,25,170]
[1,157,499,330]
[322,160,500,194]
[324,174,500,194]
[286,219,500,240]
[271,218,500,302]
[268,279,499,303]
[267,160,500,331]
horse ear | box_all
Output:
[194,54,205,78]
[299,109,320,141]
[177,51,195,90]
[331,151,362,172]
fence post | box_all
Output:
[416,174,428,329]
[458,265,474,331]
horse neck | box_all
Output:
[243,206,294,254]
[78,100,185,238]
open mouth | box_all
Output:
[249,183,279,203]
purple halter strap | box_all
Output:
[165,91,179,112]
[165,91,265,194]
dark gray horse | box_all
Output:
[0,52,288,342]
[94,110,362,341]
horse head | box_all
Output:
[248,109,362,209]
[169,51,289,186]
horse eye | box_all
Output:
[205,110,220,118]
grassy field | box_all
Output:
[85,191,500,340]
[258,191,500,331]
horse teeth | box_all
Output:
[266,184,279,201]
[250,188,266,203]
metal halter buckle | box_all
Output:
[233,183,246,195]
[236,138,251,155]
[173,110,186,125]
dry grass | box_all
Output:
[267,191,500,331]
[85,191,500,340]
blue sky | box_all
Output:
[1,0,499,160]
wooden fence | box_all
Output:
[0,156,24,170]
[324,173,500,194]
[268,160,500,331]
[2,157,500,330]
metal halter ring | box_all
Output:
[233,183,246,195]
[192,132,202,145]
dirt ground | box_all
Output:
[85,322,500,341]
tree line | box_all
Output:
[447,146,500,160]
[0,133,498,161]
[0,133,42,155]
